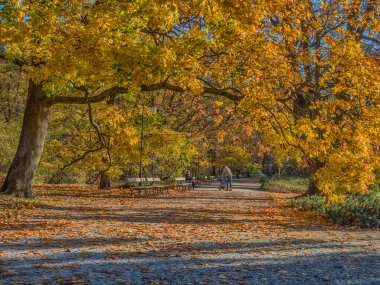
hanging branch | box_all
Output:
[61,88,110,172]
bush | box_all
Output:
[290,193,380,228]
[250,168,264,178]
[258,173,269,183]
[369,168,380,192]
[265,176,309,193]
[290,195,325,211]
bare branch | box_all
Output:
[61,89,109,169]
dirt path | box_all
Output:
[0,180,379,284]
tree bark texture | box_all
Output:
[99,172,111,189]
[305,160,325,196]
[0,80,51,197]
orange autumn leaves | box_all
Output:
[1,0,379,197]
[236,0,380,197]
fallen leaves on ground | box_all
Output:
[0,186,354,246]
[0,186,378,283]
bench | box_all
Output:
[149,177,171,195]
[174,177,193,191]
[192,177,201,187]
[126,178,150,197]
[201,176,217,185]
[125,177,173,197]
[200,176,212,185]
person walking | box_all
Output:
[222,165,233,191]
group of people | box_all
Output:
[184,165,233,191]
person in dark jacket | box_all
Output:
[185,170,195,190]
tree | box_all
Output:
[40,94,198,187]
[0,1,246,196]
[39,99,139,187]
[235,0,380,197]
[214,146,256,176]
[2,0,378,199]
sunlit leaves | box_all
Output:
[237,0,380,196]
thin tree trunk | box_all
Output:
[305,177,321,196]
[99,172,111,189]
[305,160,324,196]
[0,80,51,197]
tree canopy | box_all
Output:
[0,0,379,198]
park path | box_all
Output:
[0,179,379,284]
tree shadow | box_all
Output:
[1,238,378,284]
[36,189,272,202]
[25,204,298,227]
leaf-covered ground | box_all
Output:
[0,180,379,284]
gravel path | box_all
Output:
[0,180,379,284]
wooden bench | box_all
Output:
[200,176,212,185]
[125,177,172,197]
[149,177,171,195]
[210,176,218,182]
[126,178,149,197]
[174,177,193,191]
[201,176,216,185]
[193,177,202,187]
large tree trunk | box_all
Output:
[0,80,51,197]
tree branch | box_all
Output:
[52,80,243,105]
[61,89,108,169]
[0,53,27,67]
[52,86,129,104]
[361,35,380,45]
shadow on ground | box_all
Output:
[1,180,379,285]
[1,238,379,285]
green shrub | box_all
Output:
[290,195,325,211]
[369,168,380,193]
[290,193,380,228]
[258,173,268,183]
[261,182,269,190]
[266,176,309,193]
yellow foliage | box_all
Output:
[236,0,380,196]
[1,0,379,196]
